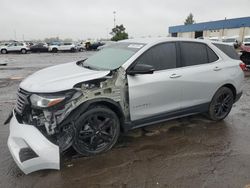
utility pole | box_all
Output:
[113,11,116,28]
[14,29,16,41]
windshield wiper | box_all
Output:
[77,59,95,70]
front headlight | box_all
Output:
[30,94,65,108]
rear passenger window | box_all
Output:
[180,42,209,66]
[135,42,177,71]
[212,43,240,60]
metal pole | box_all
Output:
[14,29,16,40]
[113,11,116,28]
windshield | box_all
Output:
[83,42,145,70]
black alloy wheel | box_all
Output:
[52,48,58,53]
[73,106,120,156]
[208,87,234,121]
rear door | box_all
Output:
[178,41,225,109]
[127,42,182,121]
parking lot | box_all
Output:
[1,52,250,188]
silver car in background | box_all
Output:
[6,38,244,174]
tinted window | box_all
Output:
[207,46,219,62]
[213,43,239,60]
[135,43,177,71]
[180,42,208,66]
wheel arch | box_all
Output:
[60,98,126,132]
[221,83,237,100]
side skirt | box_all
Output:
[123,103,210,131]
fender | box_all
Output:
[59,97,125,129]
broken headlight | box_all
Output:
[30,94,66,108]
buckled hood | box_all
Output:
[20,62,110,93]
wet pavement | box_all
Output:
[1,53,250,188]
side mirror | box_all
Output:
[127,64,155,75]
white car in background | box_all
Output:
[222,36,239,48]
[209,36,220,41]
[0,42,30,54]
[243,36,250,46]
[48,42,77,53]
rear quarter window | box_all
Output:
[213,43,239,60]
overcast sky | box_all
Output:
[0,0,250,41]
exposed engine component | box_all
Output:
[24,68,129,152]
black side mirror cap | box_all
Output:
[127,64,155,75]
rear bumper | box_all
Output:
[8,112,60,174]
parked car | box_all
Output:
[240,44,250,69]
[48,42,76,52]
[85,41,105,50]
[222,36,240,48]
[209,36,220,41]
[0,42,30,54]
[30,43,49,53]
[75,42,85,52]
[5,38,244,174]
[243,36,250,46]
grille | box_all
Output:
[15,88,30,115]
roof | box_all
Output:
[118,37,221,46]
[169,17,250,33]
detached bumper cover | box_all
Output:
[8,112,60,174]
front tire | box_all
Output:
[1,49,7,54]
[208,87,234,121]
[73,106,120,156]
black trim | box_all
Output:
[124,103,209,131]
[235,92,243,103]
[4,111,13,125]
[59,98,125,127]
[19,147,38,163]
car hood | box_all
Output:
[20,62,110,93]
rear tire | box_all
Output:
[52,48,58,53]
[207,87,234,121]
[73,106,120,156]
[1,49,7,54]
[21,49,27,54]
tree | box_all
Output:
[184,13,195,25]
[111,24,128,41]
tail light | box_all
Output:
[239,62,246,71]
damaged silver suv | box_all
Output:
[6,38,244,174]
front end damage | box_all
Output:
[7,68,129,174]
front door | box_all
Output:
[127,42,182,121]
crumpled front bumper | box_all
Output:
[7,112,60,174]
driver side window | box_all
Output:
[135,42,177,71]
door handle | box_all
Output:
[213,66,222,71]
[170,74,182,78]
